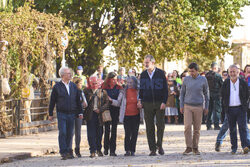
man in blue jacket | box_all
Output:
[138,55,168,156]
[49,67,83,160]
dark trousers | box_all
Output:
[57,112,75,155]
[227,106,249,151]
[143,102,165,152]
[124,114,140,152]
[104,107,119,153]
[206,95,221,128]
[87,112,103,153]
[74,118,82,150]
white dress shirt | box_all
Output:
[147,68,156,80]
[229,78,241,106]
[62,80,70,95]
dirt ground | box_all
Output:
[1,124,250,167]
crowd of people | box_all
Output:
[48,55,250,160]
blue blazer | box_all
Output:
[49,81,83,116]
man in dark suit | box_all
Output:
[49,67,83,160]
[221,64,249,154]
[138,55,168,156]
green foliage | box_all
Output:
[3,0,250,74]
[0,4,65,97]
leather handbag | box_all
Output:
[100,90,112,123]
[102,110,112,122]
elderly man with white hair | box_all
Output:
[49,67,83,160]
[221,64,249,154]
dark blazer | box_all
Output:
[221,78,249,114]
[49,81,83,116]
[139,68,168,104]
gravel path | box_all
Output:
[2,124,250,167]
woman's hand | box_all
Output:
[94,109,100,113]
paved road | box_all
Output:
[1,124,250,167]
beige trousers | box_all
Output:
[24,100,32,122]
[184,104,203,149]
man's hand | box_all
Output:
[203,109,209,115]
[180,108,184,114]
[137,100,142,109]
[160,103,166,110]
[94,109,100,114]
[79,114,84,119]
[48,116,53,121]
[83,102,88,108]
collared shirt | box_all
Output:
[62,80,70,95]
[147,67,156,80]
[229,78,241,106]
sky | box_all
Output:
[230,6,250,41]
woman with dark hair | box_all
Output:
[102,72,123,156]
[109,76,142,156]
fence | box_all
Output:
[0,97,57,137]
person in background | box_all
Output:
[49,67,83,160]
[234,63,245,79]
[220,64,249,154]
[102,72,123,156]
[84,76,109,158]
[109,76,142,156]
[117,67,127,87]
[75,66,87,88]
[222,71,229,81]
[165,78,179,124]
[138,55,168,156]
[172,70,182,86]
[243,65,250,123]
[96,65,106,80]
[178,71,188,124]
[72,77,88,158]
[180,63,209,155]
[205,62,223,130]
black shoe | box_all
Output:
[97,150,103,157]
[158,147,164,155]
[61,154,67,160]
[215,143,221,152]
[104,149,108,155]
[67,152,74,159]
[75,148,81,158]
[207,127,213,130]
[214,126,221,130]
[131,152,135,156]
[124,151,131,156]
[149,151,157,156]
[110,152,117,156]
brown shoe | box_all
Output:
[183,147,192,155]
[193,148,200,155]
[243,147,249,154]
[90,152,96,158]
